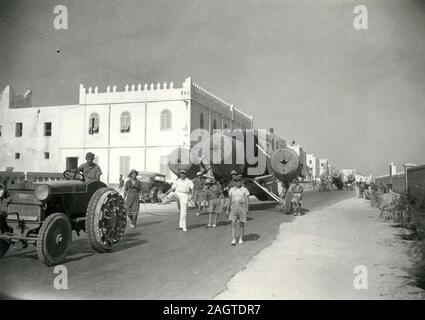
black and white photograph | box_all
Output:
[1,0,425,303]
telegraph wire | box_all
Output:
[0,11,140,81]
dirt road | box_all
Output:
[216,197,425,300]
[0,191,352,299]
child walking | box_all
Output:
[226,176,250,246]
[205,178,223,228]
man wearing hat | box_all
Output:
[228,170,240,188]
[77,152,102,184]
[124,169,143,228]
[205,178,223,228]
[192,172,204,213]
[226,175,250,245]
[165,169,194,232]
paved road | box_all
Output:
[0,190,353,299]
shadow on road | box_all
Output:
[243,233,261,242]
[188,223,208,230]
[249,202,278,211]
[300,208,310,215]
[138,220,163,227]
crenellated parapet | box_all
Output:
[79,77,192,105]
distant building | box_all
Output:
[0,77,253,183]
[319,158,329,177]
[288,143,308,178]
[259,128,286,155]
[306,153,320,180]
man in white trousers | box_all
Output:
[165,169,194,232]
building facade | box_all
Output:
[319,158,329,177]
[306,153,320,180]
[0,77,253,183]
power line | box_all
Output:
[0,11,140,81]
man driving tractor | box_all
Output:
[77,152,102,183]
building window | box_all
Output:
[15,153,20,160]
[120,111,131,133]
[224,123,227,130]
[88,113,99,134]
[200,113,205,129]
[160,109,172,130]
[44,152,50,159]
[0,125,2,137]
[15,123,23,137]
[44,122,52,136]
[213,119,217,130]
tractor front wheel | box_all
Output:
[36,213,72,266]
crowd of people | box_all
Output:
[74,152,304,246]
[164,169,250,245]
[355,180,393,199]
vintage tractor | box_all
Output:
[0,170,127,266]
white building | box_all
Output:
[306,153,320,180]
[0,77,253,184]
[287,142,308,178]
[319,158,329,177]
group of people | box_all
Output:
[75,152,303,245]
[164,169,250,246]
[357,180,372,198]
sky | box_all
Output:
[0,0,424,176]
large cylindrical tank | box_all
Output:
[199,133,245,182]
[332,171,344,190]
[347,173,355,183]
[198,131,270,182]
[269,147,301,182]
[167,147,200,179]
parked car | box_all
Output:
[137,171,172,203]
[0,169,127,266]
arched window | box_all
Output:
[120,111,131,133]
[213,119,217,130]
[160,109,172,130]
[89,113,99,134]
[200,113,205,129]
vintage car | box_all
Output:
[0,170,127,266]
[137,171,172,203]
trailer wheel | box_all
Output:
[0,239,11,258]
[86,188,127,253]
[37,213,72,266]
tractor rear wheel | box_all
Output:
[36,213,72,266]
[86,188,127,253]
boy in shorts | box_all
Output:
[291,178,304,216]
[226,176,250,245]
[205,178,223,228]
